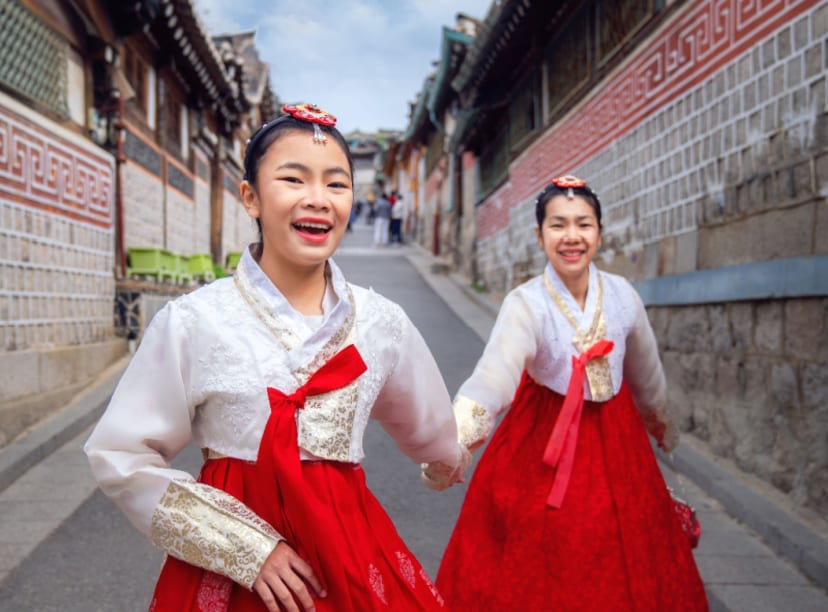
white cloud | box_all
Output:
[192,0,492,133]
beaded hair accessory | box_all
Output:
[282,103,337,144]
[243,103,338,180]
[552,175,586,199]
[536,174,600,206]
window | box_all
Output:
[122,46,148,116]
[545,5,591,120]
[596,0,654,66]
[478,124,509,200]
[509,70,541,148]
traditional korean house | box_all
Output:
[397,15,478,258]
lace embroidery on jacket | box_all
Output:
[234,264,362,461]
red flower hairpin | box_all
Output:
[551,175,587,189]
[283,103,336,144]
[282,103,337,126]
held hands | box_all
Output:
[420,445,473,491]
[253,541,326,612]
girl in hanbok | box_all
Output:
[436,176,708,610]
[85,104,470,612]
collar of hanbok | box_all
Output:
[236,245,355,376]
[543,261,600,331]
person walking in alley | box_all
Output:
[389,192,407,245]
[436,175,708,610]
[373,191,391,246]
[84,103,470,612]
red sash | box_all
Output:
[542,339,614,507]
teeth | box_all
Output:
[294,222,330,230]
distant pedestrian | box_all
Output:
[436,175,707,610]
[373,192,392,246]
[85,103,469,611]
[390,193,407,245]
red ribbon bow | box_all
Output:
[260,344,367,479]
[542,339,614,508]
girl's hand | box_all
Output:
[421,446,473,491]
[253,541,326,611]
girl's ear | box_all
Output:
[534,225,544,249]
[240,181,261,219]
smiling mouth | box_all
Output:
[292,222,332,235]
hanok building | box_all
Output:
[396,13,478,258]
[0,0,277,448]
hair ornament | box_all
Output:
[551,175,587,189]
[551,175,586,199]
[282,103,337,144]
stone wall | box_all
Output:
[0,91,126,446]
[651,297,827,516]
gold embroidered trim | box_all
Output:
[233,263,361,460]
[453,395,493,448]
[543,271,613,401]
[150,479,281,589]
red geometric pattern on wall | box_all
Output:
[479,0,821,238]
[0,104,113,229]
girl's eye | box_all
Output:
[329,182,349,189]
[281,176,302,184]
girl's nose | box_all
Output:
[304,183,329,208]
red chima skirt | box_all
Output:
[149,459,445,611]
[149,345,444,611]
[436,373,709,611]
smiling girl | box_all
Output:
[436,176,707,610]
[85,104,469,611]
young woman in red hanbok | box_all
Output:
[85,105,471,611]
[436,176,708,610]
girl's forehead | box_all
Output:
[262,131,349,166]
[544,194,596,216]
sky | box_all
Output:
[192,0,494,134]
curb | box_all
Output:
[673,440,828,592]
[0,355,130,494]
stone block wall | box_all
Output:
[651,297,828,516]
[165,185,196,255]
[123,161,164,249]
[0,91,126,446]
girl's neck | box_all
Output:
[259,257,328,316]
[561,270,590,311]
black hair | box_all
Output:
[242,115,355,186]
[534,181,603,230]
